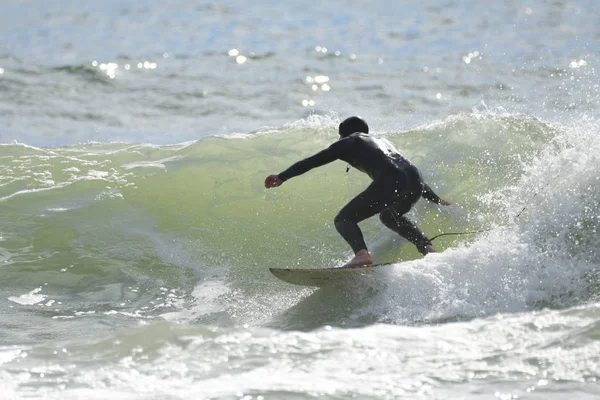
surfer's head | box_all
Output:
[338,116,369,138]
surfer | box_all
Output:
[264,116,451,267]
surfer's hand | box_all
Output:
[439,199,452,206]
[265,174,284,188]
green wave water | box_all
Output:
[2,112,600,398]
[2,112,591,331]
[0,112,554,284]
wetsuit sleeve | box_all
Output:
[279,141,346,181]
[421,183,443,204]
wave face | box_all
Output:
[1,112,600,399]
[1,112,598,330]
[2,0,600,398]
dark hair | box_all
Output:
[338,116,369,138]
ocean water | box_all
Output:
[1,0,600,399]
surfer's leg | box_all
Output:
[334,183,387,266]
[379,206,434,256]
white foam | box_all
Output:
[121,155,184,170]
[8,287,47,306]
[161,280,230,322]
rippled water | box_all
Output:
[1,0,598,145]
[1,0,599,399]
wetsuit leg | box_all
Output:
[334,182,389,253]
[379,209,432,255]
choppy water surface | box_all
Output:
[1,0,599,399]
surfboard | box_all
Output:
[269,263,392,287]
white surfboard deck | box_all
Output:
[269,263,393,287]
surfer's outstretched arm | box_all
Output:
[264,140,346,188]
[279,143,344,181]
[264,174,284,188]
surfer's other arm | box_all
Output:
[422,183,451,206]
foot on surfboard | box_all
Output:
[423,244,436,255]
[342,250,373,268]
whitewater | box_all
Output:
[1,0,599,399]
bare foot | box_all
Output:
[343,249,373,268]
[423,244,436,255]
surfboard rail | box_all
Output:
[269,263,392,287]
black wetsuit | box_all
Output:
[278,133,443,255]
